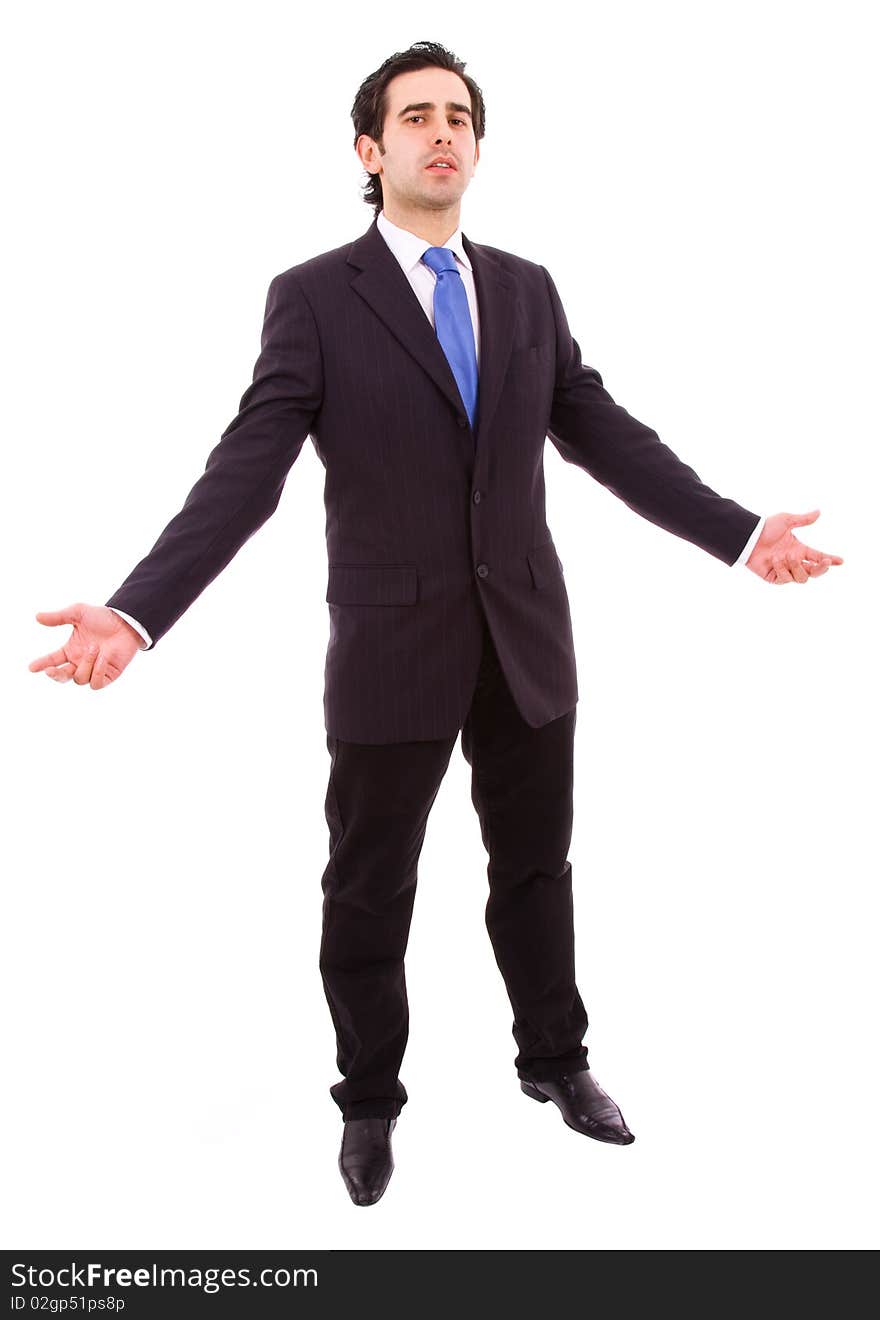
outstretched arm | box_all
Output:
[541,267,843,584]
[103,270,323,647]
[542,264,761,564]
[29,271,323,689]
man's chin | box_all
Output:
[416,183,465,209]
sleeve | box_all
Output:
[731,514,766,567]
[541,265,761,566]
[108,607,152,649]
[104,272,323,647]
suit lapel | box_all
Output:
[462,231,517,447]
[346,219,517,449]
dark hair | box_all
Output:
[351,40,486,218]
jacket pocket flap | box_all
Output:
[326,563,419,605]
[527,541,564,589]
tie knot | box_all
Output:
[421,246,458,277]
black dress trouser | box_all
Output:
[319,612,590,1120]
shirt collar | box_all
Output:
[377,209,472,275]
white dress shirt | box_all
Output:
[111,211,761,648]
[376,208,482,368]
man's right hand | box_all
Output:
[28,604,143,689]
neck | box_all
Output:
[381,201,462,248]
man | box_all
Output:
[29,42,842,1207]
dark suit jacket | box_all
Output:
[105,215,760,743]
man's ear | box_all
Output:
[356,133,381,174]
[473,140,480,170]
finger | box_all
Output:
[799,544,844,565]
[805,561,830,577]
[772,564,794,584]
[35,605,83,628]
[29,646,71,672]
[73,645,97,686]
[90,648,112,690]
[785,509,821,529]
[46,663,76,682]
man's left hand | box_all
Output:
[746,509,843,584]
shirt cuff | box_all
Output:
[732,514,765,568]
[109,607,152,649]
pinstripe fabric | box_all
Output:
[105,215,761,744]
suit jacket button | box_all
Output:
[476,563,489,578]
[473,490,482,504]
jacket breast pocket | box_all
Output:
[326,563,419,606]
[510,342,556,367]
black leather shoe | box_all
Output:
[338,1117,397,1205]
[521,1071,635,1144]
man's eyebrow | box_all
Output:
[396,101,472,120]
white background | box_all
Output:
[4,0,876,1250]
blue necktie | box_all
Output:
[420,246,479,431]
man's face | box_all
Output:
[357,67,480,216]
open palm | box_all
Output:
[28,603,142,688]
[746,509,843,584]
